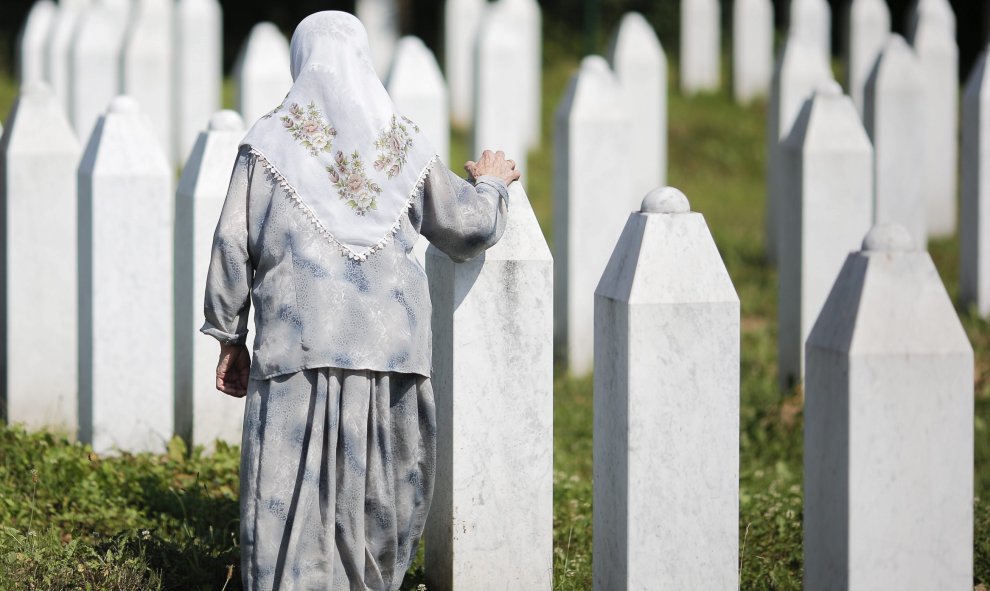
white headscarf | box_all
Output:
[240,11,437,261]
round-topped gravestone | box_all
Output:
[71,2,128,143]
[732,0,774,104]
[16,0,56,84]
[175,0,222,164]
[845,0,891,116]
[386,36,449,164]
[233,22,292,126]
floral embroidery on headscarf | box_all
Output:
[327,150,382,215]
[373,115,420,178]
[280,102,337,156]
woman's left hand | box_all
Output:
[216,343,251,398]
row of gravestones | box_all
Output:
[17,0,221,166]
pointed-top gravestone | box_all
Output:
[499,0,542,149]
[387,36,450,164]
[553,55,631,374]
[608,12,667,197]
[910,0,958,239]
[356,0,398,77]
[234,22,292,126]
[680,0,720,94]
[765,34,834,262]
[17,0,56,84]
[732,0,774,104]
[962,47,990,317]
[78,96,174,454]
[424,182,553,590]
[594,187,739,589]
[865,35,926,248]
[45,0,90,114]
[804,222,973,589]
[121,0,173,161]
[778,81,873,388]
[71,3,128,143]
[175,110,245,450]
[906,0,956,40]
[473,4,528,171]
[445,0,485,127]
[174,0,222,164]
[845,0,891,116]
[789,0,832,64]
[1,82,81,433]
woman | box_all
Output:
[202,11,520,590]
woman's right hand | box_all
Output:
[465,150,521,186]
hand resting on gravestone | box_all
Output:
[464,149,521,185]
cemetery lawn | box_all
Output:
[1,54,990,589]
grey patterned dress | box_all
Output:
[202,147,509,590]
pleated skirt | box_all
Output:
[239,367,436,591]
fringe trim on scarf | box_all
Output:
[249,147,437,262]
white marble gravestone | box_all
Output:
[17,0,56,84]
[356,0,399,77]
[789,0,831,63]
[594,187,739,590]
[844,0,891,116]
[121,0,173,160]
[473,4,528,172]
[732,0,774,104]
[445,0,485,127]
[608,12,667,197]
[906,0,956,41]
[174,0,222,164]
[70,3,127,143]
[234,22,293,126]
[78,96,174,454]
[424,182,553,590]
[778,82,873,388]
[765,34,833,262]
[804,222,973,590]
[680,0,720,94]
[962,47,990,317]
[553,56,631,375]
[387,36,450,164]
[499,0,542,149]
[864,35,926,248]
[45,0,90,115]
[175,110,245,449]
[0,83,81,433]
[910,0,959,238]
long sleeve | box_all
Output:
[201,149,255,344]
[420,160,510,263]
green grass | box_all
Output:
[2,46,990,589]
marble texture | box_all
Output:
[804,222,973,590]
[387,36,450,164]
[356,0,399,77]
[607,12,667,198]
[45,0,90,115]
[778,82,873,389]
[499,0,542,149]
[765,34,833,263]
[174,0,222,164]
[445,0,485,127]
[233,22,292,126]
[553,56,631,375]
[789,0,831,64]
[70,3,127,143]
[424,182,553,590]
[680,0,720,94]
[0,83,81,434]
[472,4,528,172]
[594,187,739,590]
[844,0,891,116]
[175,110,245,450]
[17,0,56,84]
[732,0,774,104]
[864,35,926,248]
[962,47,990,317]
[78,96,174,454]
[121,0,173,160]
[910,0,959,238]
